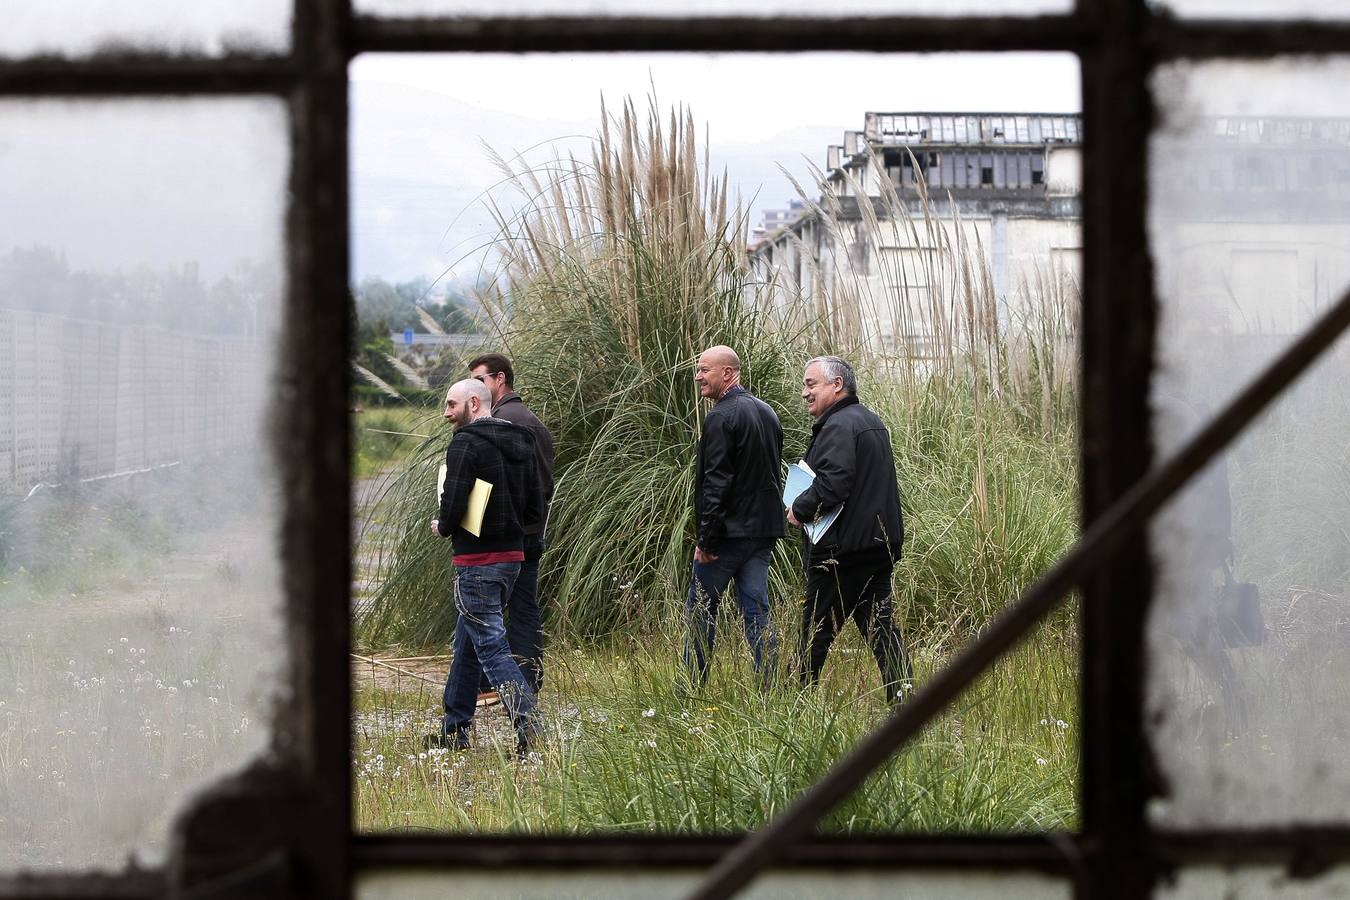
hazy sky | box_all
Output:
[349,52,1082,287]
[0,98,289,282]
[0,53,1079,292]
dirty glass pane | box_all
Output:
[1157,866,1350,898]
[2,2,290,59]
[1150,0,1350,20]
[1147,60,1350,826]
[351,51,1081,837]
[357,869,1072,899]
[356,0,1069,17]
[0,99,288,870]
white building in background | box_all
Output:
[749,112,1083,356]
[1151,115,1350,338]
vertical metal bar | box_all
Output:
[287,0,352,896]
[1077,0,1157,896]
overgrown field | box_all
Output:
[350,94,1084,835]
[354,619,1078,834]
[0,465,282,868]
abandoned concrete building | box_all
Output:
[750,110,1350,359]
[748,112,1085,356]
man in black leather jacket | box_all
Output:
[787,355,912,703]
[684,345,784,688]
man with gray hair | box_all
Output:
[787,355,912,703]
[426,377,543,755]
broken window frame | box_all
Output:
[3,2,1350,899]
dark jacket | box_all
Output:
[435,417,542,557]
[790,394,904,562]
[695,385,786,554]
[491,391,555,538]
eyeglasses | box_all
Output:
[472,372,502,383]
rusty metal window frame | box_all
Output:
[4,2,1350,898]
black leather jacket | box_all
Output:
[694,386,785,553]
[790,394,904,562]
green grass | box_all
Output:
[353,407,437,479]
[354,619,1078,834]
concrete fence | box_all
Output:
[0,308,267,494]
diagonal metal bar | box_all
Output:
[688,284,1350,900]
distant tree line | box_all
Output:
[0,246,281,338]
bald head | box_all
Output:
[701,345,740,370]
[443,377,493,428]
[694,345,742,400]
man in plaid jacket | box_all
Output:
[427,378,543,756]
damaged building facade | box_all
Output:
[748,112,1084,358]
[750,110,1350,360]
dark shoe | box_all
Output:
[515,724,542,761]
[422,731,470,752]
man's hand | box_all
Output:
[694,547,719,564]
[786,508,802,527]
[429,517,441,537]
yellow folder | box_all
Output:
[435,466,494,537]
[460,478,493,537]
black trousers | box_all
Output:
[799,551,913,703]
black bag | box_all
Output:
[1217,561,1264,648]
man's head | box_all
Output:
[443,378,494,428]
[694,345,741,400]
[801,355,856,419]
[467,353,514,406]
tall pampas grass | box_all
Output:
[356,99,1080,651]
[357,95,810,646]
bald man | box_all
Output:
[684,345,785,689]
[427,378,543,756]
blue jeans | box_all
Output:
[442,562,537,744]
[683,537,779,687]
[478,537,544,695]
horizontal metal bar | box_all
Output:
[354,834,1076,870]
[0,56,298,96]
[351,14,1090,53]
[689,285,1350,900]
[1159,827,1350,876]
[1149,18,1350,59]
[0,871,164,900]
